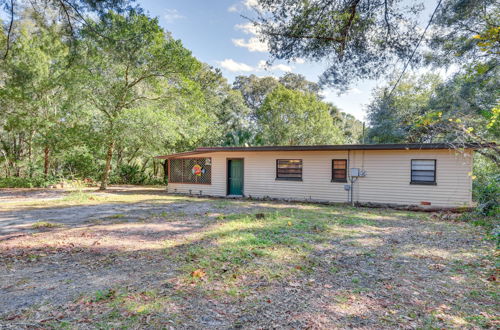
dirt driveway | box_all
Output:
[0,186,497,329]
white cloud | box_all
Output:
[235,22,258,35]
[347,87,362,95]
[217,59,255,72]
[243,0,259,9]
[273,64,293,72]
[227,4,239,12]
[228,0,264,13]
[232,37,268,52]
[164,9,184,23]
[257,60,293,72]
[217,59,293,73]
[234,23,267,53]
[292,58,305,64]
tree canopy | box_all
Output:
[0,8,361,188]
[253,0,423,90]
[256,86,344,145]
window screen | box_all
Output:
[332,159,347,182]
[169,158,212,184]
[411,159,436,184]
[276,159,302,180]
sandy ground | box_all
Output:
[0,187,268,315]
[0,186,497,329]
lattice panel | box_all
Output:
[170,159,184,183]
[169,158,211,184]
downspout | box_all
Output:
[348,149,357,206]
[347,149,351,204]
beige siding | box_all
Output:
[167,149,473,208]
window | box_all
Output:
[276,159,302,180]
[169,158,212,184]
[411,159,436,185]
[332,159,347,182]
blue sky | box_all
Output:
[138,0,439,121]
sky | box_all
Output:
[137,0,440,121]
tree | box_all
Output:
[233,74,279,111]
[278,72,321,96]
[339,112,364,143]
[77,10,200,189]
[252,0,422,90]
[0,12,73,178]
[256,86,344,145]
[367,73,443,143]
[217,90,253,146]
[427,0,498,67]
[1,0,133,60]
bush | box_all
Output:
[472,155,499,216]
[110,164,146,185]
[109,164,165,185]
[0,176,60,188]
[474,174,500,216]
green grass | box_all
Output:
[61,190,101,203]
[31,221,62,229]
[164,206,382,294]
[108,213,125,219]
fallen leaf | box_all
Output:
[191,269,206,278]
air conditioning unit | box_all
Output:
[350,168,366,177]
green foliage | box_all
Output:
[0,176,59,188]
[428,0,498,67]
[253,0,423,90]
[93,289,117,302]
[367,73,443,143]
[256,86,344,145]
[472,155,500,216]
[232,74,361,146]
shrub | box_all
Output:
[0,176,59,188]
[472,155,499,216]
[109,164,146,184]
[474,174,499,216]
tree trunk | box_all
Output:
[100,140,115,190]
[28,132,33,178]
[140,158,149,174]
[44,146,50,178]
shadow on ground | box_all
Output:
[0,187,496,328]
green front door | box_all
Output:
[228,159,243,195]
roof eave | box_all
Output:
[156,142,495,159]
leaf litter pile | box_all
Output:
[0,187,498,328]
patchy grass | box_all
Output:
[0,188,497,329]
[60,190,102,203]
[31,221,62,229]
[166,208,354,291]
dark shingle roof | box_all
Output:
[156,142,491,159]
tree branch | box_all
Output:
[2,0,15,60]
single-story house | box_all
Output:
[156,143,483,208]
